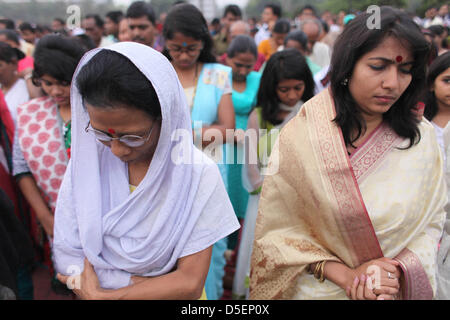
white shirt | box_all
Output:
[254,24,271,46]
[4,79,29,125]
[309,42,331,69]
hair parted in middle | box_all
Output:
[257,48,315,126]
[162,3,216,63]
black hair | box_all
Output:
[227,35,257,58]
[428,25,445,37]
[257,49,315,126]
[85,14,104,28]
[273,18,290,34]
[211,18,220,25]
[428,24,448,49]
[106,11,124,24]
[76,50,161,119]
[424,51,450,121]
[126,1,156,25]
[162,3,216,63]
[19,22,35,33]
[299,5,317,17]
[32,35,87,86]
[0,42,24,63]
[53,18,65,26]
[264,3,282,18]
[320,19,329,34]
[0,19,15,30]
[72,34,97,51]
[0,30,20,45]
[423,28,438,65]
[223,5,242,19]
[284,30,308,51]
[330,6,430,149]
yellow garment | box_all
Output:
[257,39,276,61]
[129,183,208,301]
[199,288,207,300]
[250,89,447,299]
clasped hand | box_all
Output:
[346,257,401,300]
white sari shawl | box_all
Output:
[53,42,239,289]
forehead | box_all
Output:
[119,19,129,29]
[277,79,304,87]
[230,51,256,62]
[361,36,413,61]
[86,102,153,127]
[167,32,201,44]
[230,24,246,36]
[303,23,319,34]
[40,74,62,82]
[83,18,98,28]
[128,16,153,26]
[224,13,238,20]
[263,8,274,15]
[301,9,315,16]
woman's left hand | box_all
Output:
[57,258,103,300]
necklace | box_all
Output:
[189,63,200,110]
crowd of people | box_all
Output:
[0,1,449,301]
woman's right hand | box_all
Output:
[351,257,401,297]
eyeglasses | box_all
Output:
[85,119,158,148]
[166,44,203,56]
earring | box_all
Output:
[341,78,349,86]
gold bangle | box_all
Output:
[313,261,327,283]
[319,260,327,283]
[313,261,323,280]
[313,261,322,279]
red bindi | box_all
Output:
[108,128,115,134]
[396,55,403,63]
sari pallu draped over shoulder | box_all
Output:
[249,88,447,300]
[53,42,239,290]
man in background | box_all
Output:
[213,4,242,57]
[254,3,281,45]
[104,11,123,43]
[126,1,160,51]
[82,14,114,48]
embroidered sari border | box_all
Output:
[306,89,383,267]
[350,122,404,184]
[395,248,433,300]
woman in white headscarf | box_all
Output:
[53,42,239,299]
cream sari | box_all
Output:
[249,88,447,300]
